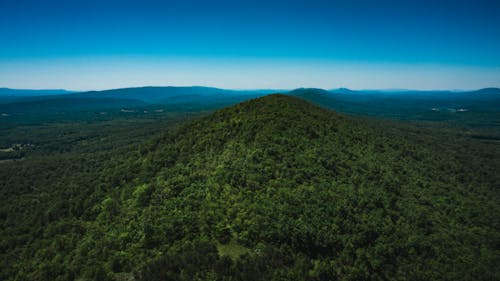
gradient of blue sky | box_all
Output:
[0,0,499,90]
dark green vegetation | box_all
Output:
[1,93,499,280]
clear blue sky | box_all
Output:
[0,0,499,90]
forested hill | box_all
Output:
[1,95,499,280]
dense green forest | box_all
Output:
[1,94,499,280]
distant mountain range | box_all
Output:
[289,87,500,121]
[0,88,74,97]
[0,86,278,110]
[1,86,499,100]
[74,86,278,104]
[0,86,499,125]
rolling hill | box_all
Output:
[0,88,74,97]
[0,88,76,104]
[76,86,276,104]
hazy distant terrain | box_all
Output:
[1,86,499,128]
[0,88,74,97]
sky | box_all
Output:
[0,0,499,90]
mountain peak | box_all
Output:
[208,94,334,121]
[164,94,345,158]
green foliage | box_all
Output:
[216,240,250,259]
[1,94,499,280]
[133,184,153,207]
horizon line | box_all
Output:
[2,85,500,93]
